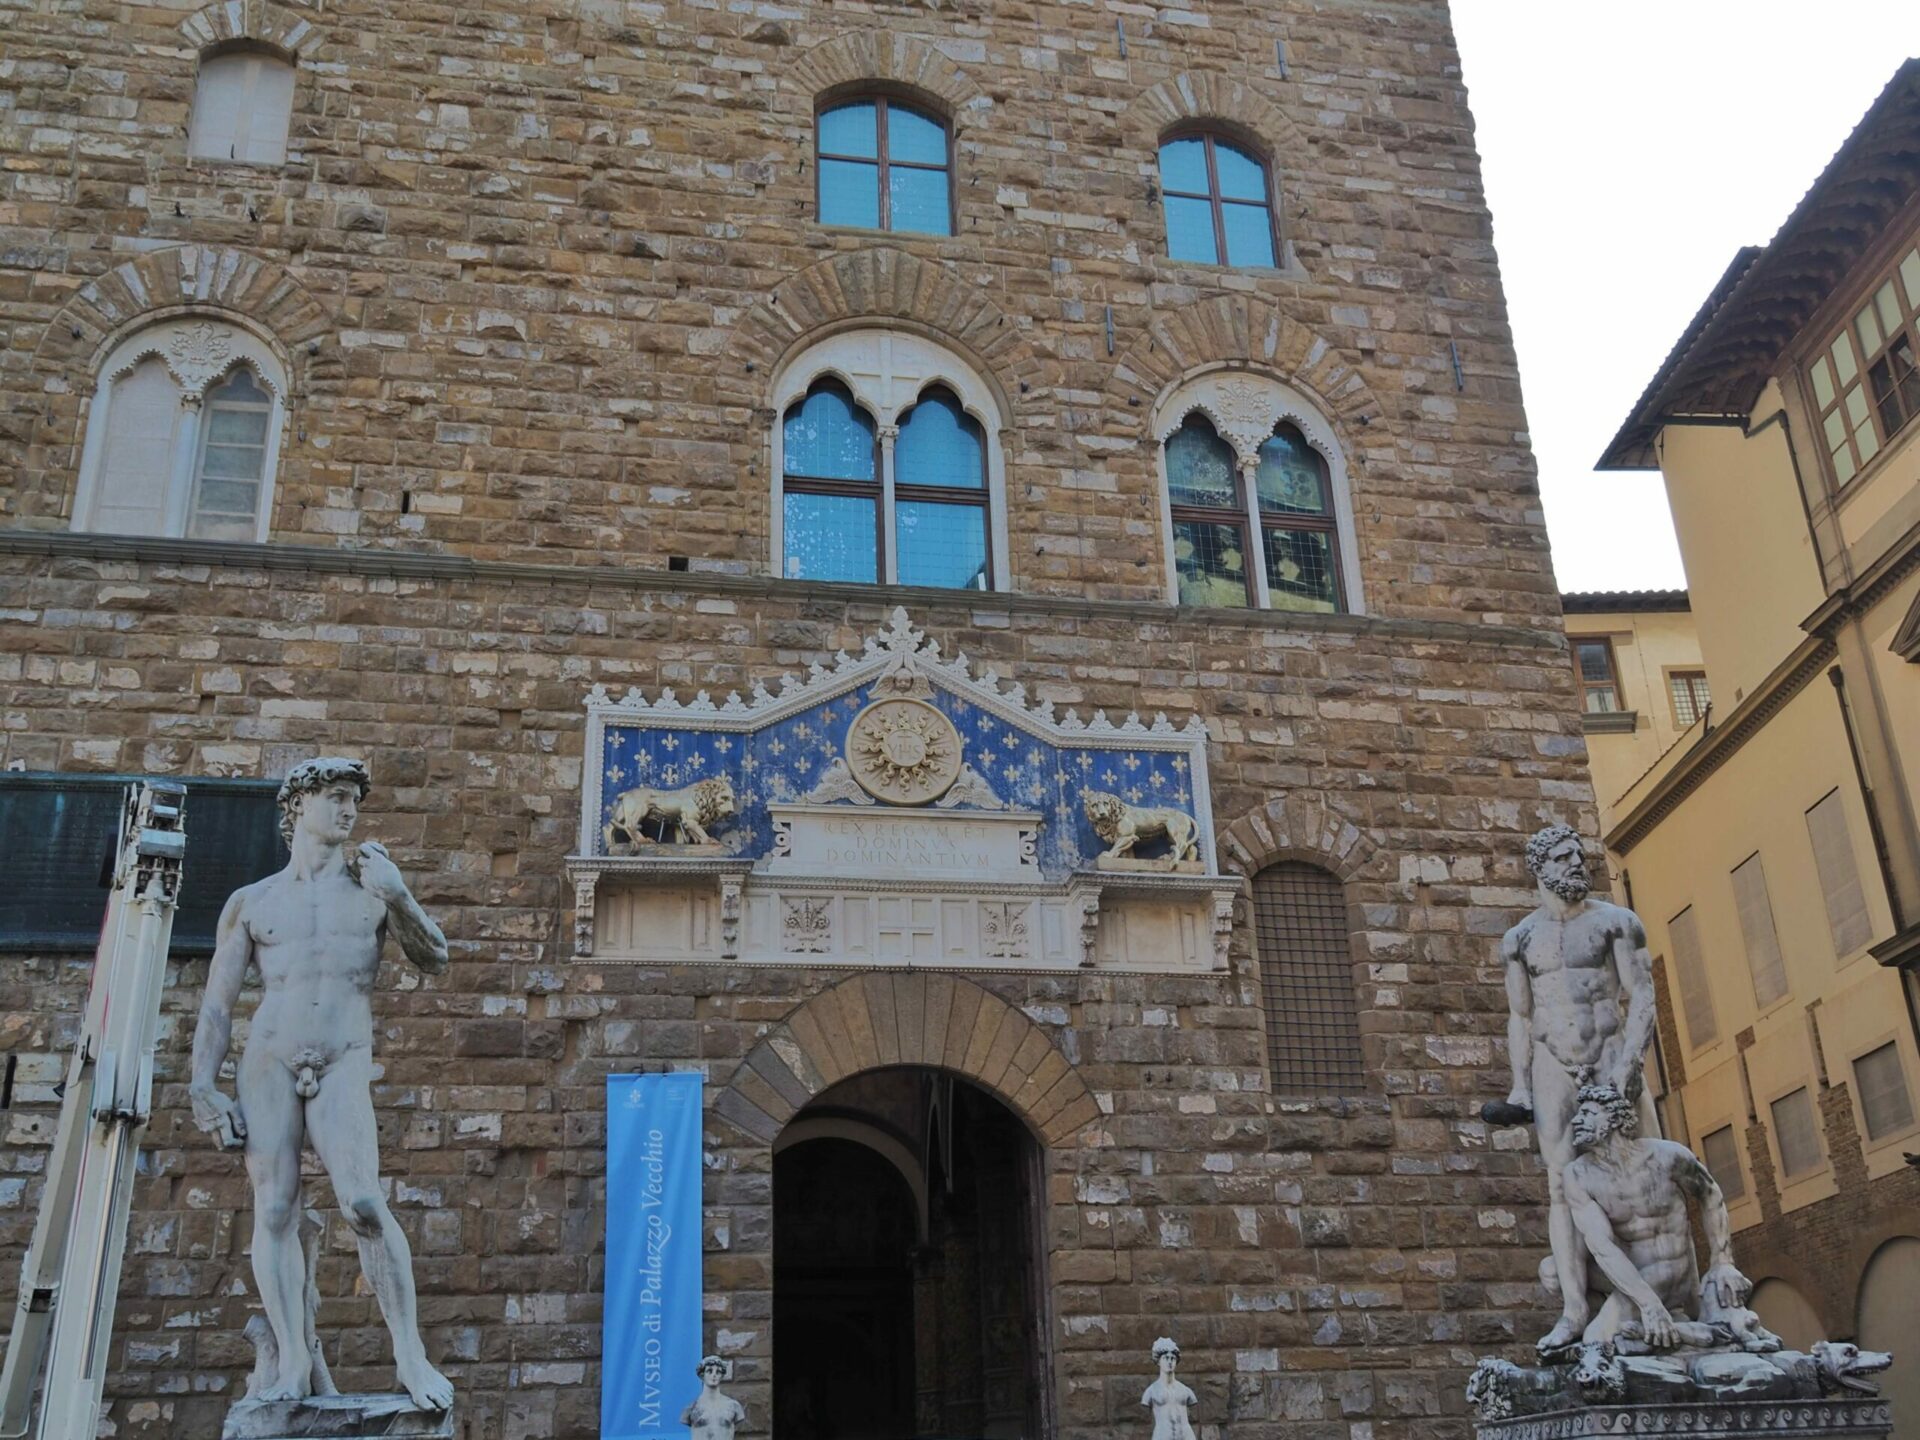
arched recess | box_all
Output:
[1857,1237,1920,1434]
[1123,72,1306,170]
[179,0,320,55]
[1108,296,1379,437]
[786,29,989,130]
[1219,792,1381,885]
[718,248,1028,418]
[1750,1277,1825,1351]
[713,973,1098,1150]
[775,1114,930,1242]
[25,246,333,522]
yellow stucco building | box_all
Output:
[1596,59,1920,1425]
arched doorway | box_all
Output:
[773,1069,1047,1440]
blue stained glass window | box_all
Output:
[818,101,878,158]
[897,499,988,589]
[886,105,948,165]
[818,97,951,235]
[1157,138,1209,195]
[896,389,983,489]
[820,158,880,229]
[1255,425,1326,514]
[1222,201,1276,267]
[889,166,950,236]
[1165,415,1239,508]
[784,490,878,583]
[1164,195,1218,264]
[784,383,875,481]
[1213,142,1267,201]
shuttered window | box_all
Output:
[1666,906,1718,1048]
[0,774,283,954]
[1805,789,1873,958]
[1729,853,1789,1008]
[1700,1124,1745,1200]
[1853,1042,1915,1141]
[188,50,296,165]
[1769,1087,1823,1178]
[1251,862,1366,1093]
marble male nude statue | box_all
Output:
[1562,1084,1778,1353]
[1497,824,1658,1352]
[190,757,454,1410]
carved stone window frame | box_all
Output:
[70,315,290,543]
[769,327,1011,591]
[1149,368,1363,614]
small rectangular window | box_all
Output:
[1574,638,1622,714]
[1729,853,1789,1008]
[1769,1086,1823,1178]
[188,51,295,166]
[1666,907,1718,1048]
[0,773,283,954]
[1700,1124,1745,1200]
[1669,670,1711,727]
[1854,1042,1915,1141]
[1805,789,1874,958]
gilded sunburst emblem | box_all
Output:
[846,698,963,805]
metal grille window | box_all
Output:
[1700,1124,1746,1200]
[1853,1042,1915,1141]
[1251,862,1365,1093]
[0,772,283,953]
[1769,1087,1824,1179]
[1669,670,1711,727]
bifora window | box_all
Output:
[816,97,952,236]
[1157,132,1279,268]
[1807,238,1920,484]
[1164,414,1343,612]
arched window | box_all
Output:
[771,330,1009,590]
[1252,862,1365,1094]
[1152,372,1360,613]
[817,97,952,236]
[188,48,295,165]
[1158,132,1278,268]
[72,318,288,542]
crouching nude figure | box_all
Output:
[190,757,455,1411]
[1563,1083,1780,1353]
[1497,824,1660,1352]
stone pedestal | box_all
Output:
[1474,1398,1890,1439]
[222,1396,455,1440]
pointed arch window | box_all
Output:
[1158,132,1279,268]
[72,319,288,542]
[817,97,953,236]
[1153,373,1360,614]
[771,329,1009,590]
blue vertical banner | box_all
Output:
[604,1072,704,1439]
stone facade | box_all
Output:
[0,2,1587,1438]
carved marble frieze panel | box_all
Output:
[566,608,1239,972]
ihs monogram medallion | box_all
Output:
[846,698,964,805]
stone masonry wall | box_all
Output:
[0,0,1582,1436]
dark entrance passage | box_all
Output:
[773,1070,1048,1440]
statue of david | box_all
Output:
[190,757,454,1411]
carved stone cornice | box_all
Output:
[1474,1398,1891,1440]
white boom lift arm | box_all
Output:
[0,781,187,1440]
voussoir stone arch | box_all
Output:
[717,247,1031,416]
[713,973,1099,1150]
[180,0,322,56]
[1108,295,1381,442]
[1124,71,1306,167]
[1220,793,1382,885]
[786,29,989,127]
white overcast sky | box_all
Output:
[1451,2,1920,593]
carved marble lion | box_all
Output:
[604,776,736,851]
[1082,789,1198,863]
